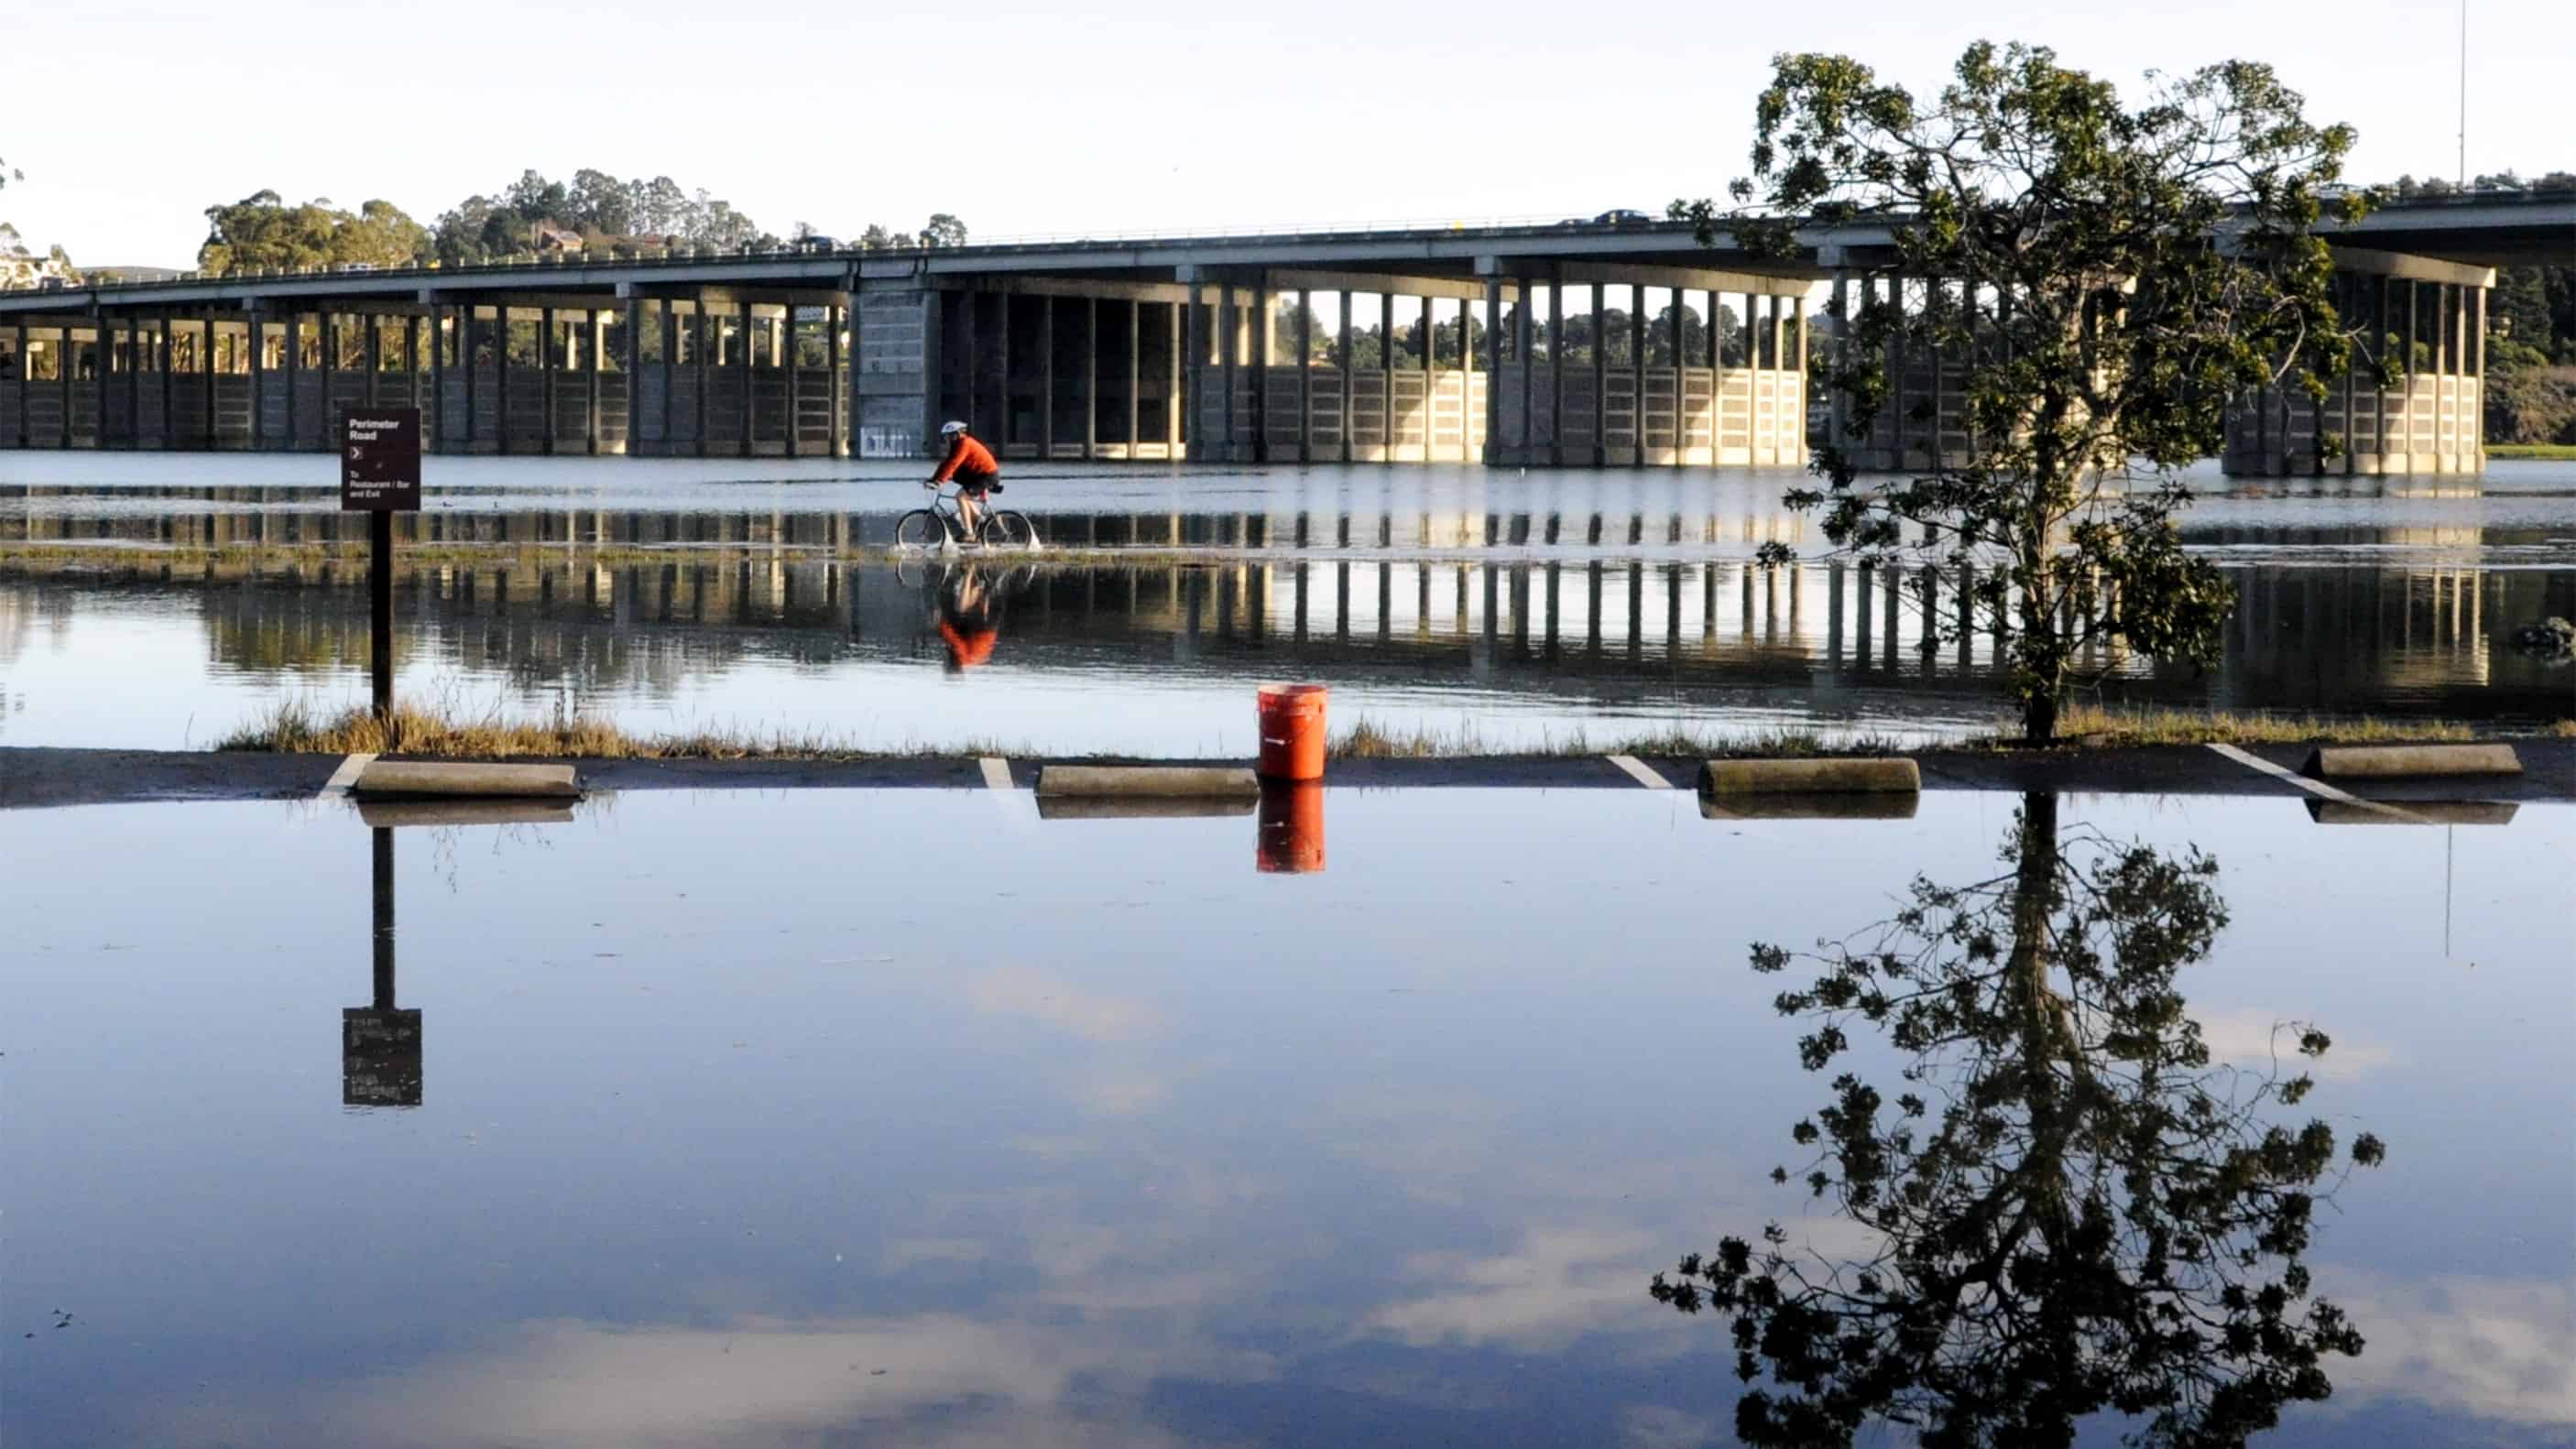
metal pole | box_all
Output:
[370,508,395,720]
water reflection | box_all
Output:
[342,824,421,1107]
[3,539,2567,753]
[1655,794,2385,1446]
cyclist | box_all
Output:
[926,420,1001,539]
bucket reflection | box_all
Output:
[1256,783,1326,874]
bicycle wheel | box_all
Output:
[978,510,1039,551]
[894,508,949,551]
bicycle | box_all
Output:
[895,483,1041,552]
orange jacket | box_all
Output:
[931,433,999,483]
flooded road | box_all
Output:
[4,788,2570,1446]
[2,454,2571,751]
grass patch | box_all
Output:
[1326,715,1916,760]
[2487,443,2576,461]
[1973,704,2481,749]
[213,698,1029,761]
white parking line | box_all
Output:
[2204,743,2421,823]
[1605,755,1671,790]
[978,757,1014,791]
[320,752,377,797]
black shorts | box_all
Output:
[955,472,999,496]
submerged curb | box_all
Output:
[352,760,583,800]
[2303,744,2523,780]
[1699,757,1923,796]
[1034,765,1263,800]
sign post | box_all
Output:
[340,406,421,721]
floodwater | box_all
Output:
[2,454,2571,751]
[4,788,2570,1446]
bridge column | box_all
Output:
[2223,252,2492,477]
[1182,271,1205,463]
[246,308,266,450]
[1127,298,1142,461]
[1337,290,1354,464]
[1590,283,1607,467]
[1547,280,1564,467]
[1380,291,1394,466]
[202,312,219,450]
[125,319,141,450]
[623,297,640,459]
[1416,297,1434,463]
[737,300,754,459]
[1482,274,1504,465]
[1218,284,1237,464]
[1296,289,1312,465]
[1083,296,1098,461]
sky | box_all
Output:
[4,0,2569,267]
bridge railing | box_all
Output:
[5,188,2565,299]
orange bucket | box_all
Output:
[1256,683,1328,782]
[1256,782,1326,874]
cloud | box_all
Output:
[1366,1226,1672,1352]
[2194,1008,2397,1083]
[966,968,1162,1044]
[2325,1272,2576,1430]
[1621,1404,1720,1449]
[147,1313,1273,1449]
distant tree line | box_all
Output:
[190,171,973,275]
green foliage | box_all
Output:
[431,169,765,264]
[1654,793,2382,1448]
[198,191,429,274]
[1677,44,2366,744]
[860,215,974,251]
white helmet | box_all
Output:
[940,419,969,436]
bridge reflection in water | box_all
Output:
[3,504,2567,745]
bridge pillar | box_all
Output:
[2223,251,2494,477]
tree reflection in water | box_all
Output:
[1656,793,2386,1448]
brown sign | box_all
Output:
[340,406,421,511]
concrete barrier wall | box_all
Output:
[2225,373,2483,477]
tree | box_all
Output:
[1654,793,2385,1448]
[1677,45,2366,744]
[570,168,634,238]
[199,191,430,273]
[922,213,968,249]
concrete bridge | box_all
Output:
[0,191,2565,475]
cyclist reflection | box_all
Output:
[935,562,1004,673]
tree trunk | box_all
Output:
[2023,690,2058,746]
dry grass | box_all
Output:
[1976,704,2482,749]
[213,698,1027,761]
[1326,714,1916,760]
[2549,718,2576,739]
